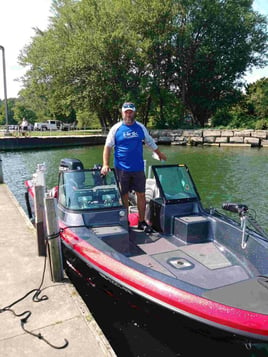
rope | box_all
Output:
[247,211,268,239]
[47,232,60,240]
[0,241,69,350]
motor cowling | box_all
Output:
[59,158,84,172]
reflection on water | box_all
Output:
[1,145,268,230]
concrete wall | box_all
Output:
[0,135,106,151]
[149,129,268,148]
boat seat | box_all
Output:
[145,178,159,203]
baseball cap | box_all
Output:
[122,102,136,113]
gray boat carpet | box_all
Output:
[203,277,268,314]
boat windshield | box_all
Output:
[58,169,123,210]
[152,165,199,202]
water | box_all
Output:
[1,144,268,356]
[2,145,268,230]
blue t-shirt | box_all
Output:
[105,120,158,172]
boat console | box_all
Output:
[148,164,209,242]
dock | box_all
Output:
[0,135,106,151]
[0,183,116,357]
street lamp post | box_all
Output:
[0,45,10,135]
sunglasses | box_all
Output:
[122,103,136,110]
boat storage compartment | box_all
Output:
[149,198,198,233]
[91,225,129,253]
[173,216,209,243]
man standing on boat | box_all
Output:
[101,102,166,233]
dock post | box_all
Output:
[34,185,47,256]
[0,157,3,183]
[44,196,64,282]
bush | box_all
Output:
[211,110,232,127]
[255,119,268,130]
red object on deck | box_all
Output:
[128,212,139,226]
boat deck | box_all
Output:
[128,229,250,289]
[128,228,268,315]
[203,276,268,313]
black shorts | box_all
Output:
[115,169,146,195]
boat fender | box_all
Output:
[51,186,58,198]
[24,191,32,219]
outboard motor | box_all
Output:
[59,158,84,172]
[58,158,85,189]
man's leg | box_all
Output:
[115,168,129,209]
[136,192,146,222]
[136,191,153,233]
[121,192,129,210]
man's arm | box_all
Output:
[153,147,167,161]
[101,145,112,175]
[140,122,167,162]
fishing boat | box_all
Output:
[25,158,268,343]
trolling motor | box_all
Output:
[222,203,248,216]
[222,202,268,249]
[222,202,249,249]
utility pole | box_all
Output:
[0,45,10,136]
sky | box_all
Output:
[0,0,268,99]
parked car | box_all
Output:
[8,125,19,131]
[34,120,60,131]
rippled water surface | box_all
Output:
[2,144,268,230]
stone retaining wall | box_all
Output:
[1,130,268,151]
[149,129,268,148]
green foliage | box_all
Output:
[170,0,268,126]
[151,91,185,129]
[16,0,268,129]
[211,109,233,127]
[255,119,268,130]
[245,78,268,118]
[210,78,268,129]
[13,100,37,123]
[0,98,17,125]
[76,110,100,129]
[227,113,255,129]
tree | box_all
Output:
[13,99,37,124]
[18,0,268,128]
[168,0,268,126]
[0,98,17,125]
[221,77,268,129]
[245,78,268,118]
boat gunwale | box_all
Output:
[60,222,268,342]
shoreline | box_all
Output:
[0,135,106,151]
[1,128,268,151]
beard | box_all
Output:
[123,114,135,125]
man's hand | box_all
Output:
[158,152,167,161]
[101,165,110,175]
[153,149,167,161]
